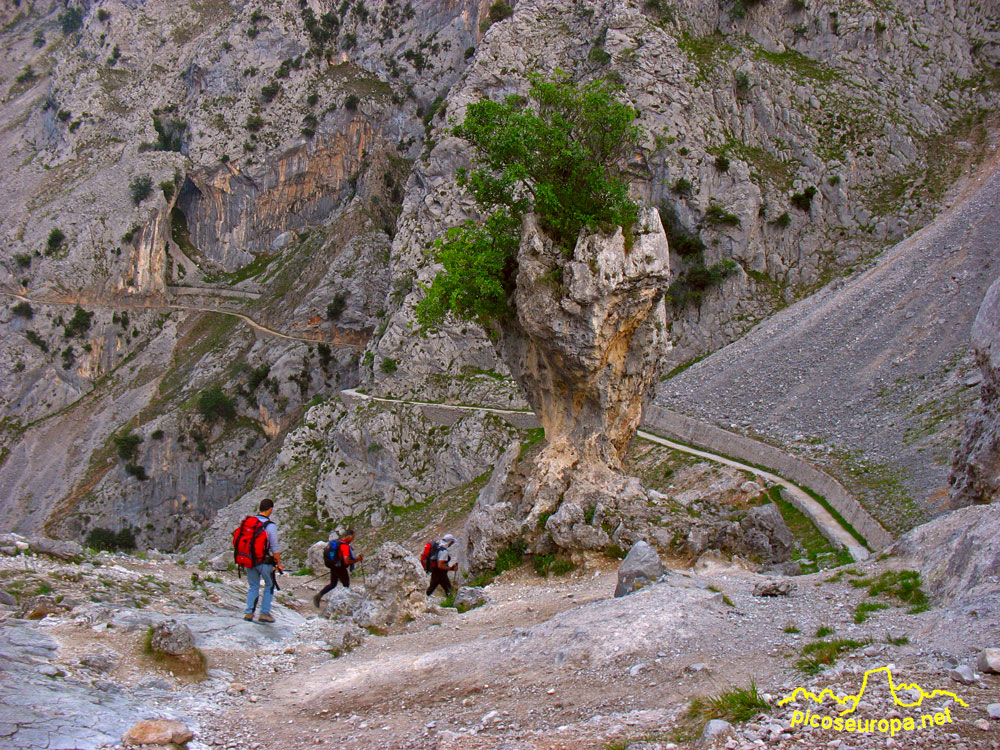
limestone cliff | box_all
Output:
[950,275,1000,507]
[464,210,670,571]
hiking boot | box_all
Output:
[258,612,275,623]
[312,592,322,609]
[243,612,254,621]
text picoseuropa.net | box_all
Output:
[791,707,953,737]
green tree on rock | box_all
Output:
[416,73,641,331]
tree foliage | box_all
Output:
[416,73,641,330]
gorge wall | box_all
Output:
[0,0,996,555]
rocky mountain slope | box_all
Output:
[0,0,997,558]
[658,148,1000,537]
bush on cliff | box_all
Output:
[416,73,641,330]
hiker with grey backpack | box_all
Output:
[422,533,457,597]
[313,529,363,608]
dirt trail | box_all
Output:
[0,289,367,348]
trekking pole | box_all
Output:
[287,573,328,589]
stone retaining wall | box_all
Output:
[641,405,894,550]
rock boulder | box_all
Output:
[28,537,83,561]
[355,542,426,629]
[123,719,193,747]
[614,541,665,597]
[148,620,196,657]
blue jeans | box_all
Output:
[245,564,275,615]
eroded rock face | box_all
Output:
[951,276,1000,507]
[464,211,670,569]
[496,209,671,467]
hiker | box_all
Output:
[313,529,363,608]
[426,534,457,597]
[232,498,283,623]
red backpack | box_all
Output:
[232,516,272,569]
[420,540,441,573]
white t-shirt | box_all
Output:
[435,546,452,568]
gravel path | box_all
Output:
[341,389,869,560]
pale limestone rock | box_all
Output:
[123,719,193,746]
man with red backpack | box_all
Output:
[426,534,457,597]
[313,529,363,608]
[233,498,283,623]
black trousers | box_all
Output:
[427,569,451,596]
[317,566,350,599]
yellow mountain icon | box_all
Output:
[777,666,969,717]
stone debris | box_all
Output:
[753,579,795,597]
[453,586,488,612]
[700,718,734,745]
[978,648,1000,674]
[149,620,197,657]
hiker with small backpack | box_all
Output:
[313,529,363,608]
[232,498,283,623]
[423,533,457,597]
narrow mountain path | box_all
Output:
[340,389,870,560]
[0,290,366,348]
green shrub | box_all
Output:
[130,175,153,205]
[797,638,868,674]
[33,30,46,47]
[12,302,33,319]
[245,114,264,132]
[533,553,555,576]
[327,293,347,320]
[47,228,66,253]
[306,92,319,106]
[160,181,175,200]
[63,306,93,338]
[14,253,31,269]
[705,202,740,226]
[854,601,889,623]
[588,46,612,65]
[197,385,236,422]
[97,9,110,22]
[672,177,692,194]
[604,543,627,560]
[125,463,149,481]
[772,211,792,228]
[790,186,818,211]
[494,540,526,574]
[644,0,676,24]
[667,256,736,307]
[550,558,576,576]
[86,527,137,552]
[25,330,48,352]
[60,7,83,34]
[489,2,514,22]
[417,74,640,330]
[261,82,281,103]
[114,433,143,461]
[61,346,75,370]
[15,66,36,85]
[344,93,360,110]
[380,357,398,374]
[658,203,705,257]
[687,680,769,726]
[715,155,730,171]
[151,429,164,440]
